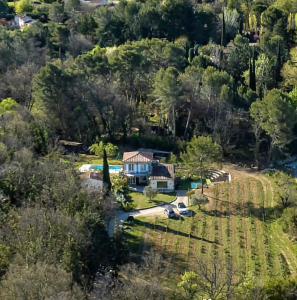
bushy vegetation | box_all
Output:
[0,0,297,298]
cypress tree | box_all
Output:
[221,8,226,47]
[249,47,256,91]
[275,41,282,87]
[103,148,111,191]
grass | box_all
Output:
[123,168,297,292]
[128,192,176,210]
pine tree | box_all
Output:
[103,148,111,191]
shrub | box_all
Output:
[144,186,157,202]
[190,193,209,208]
[15,0,33,15]
[112,175,129,195]
[89,141,118,158]
[0,262,84,299]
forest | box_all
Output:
[0,0,297,299]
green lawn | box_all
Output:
[129,192,176,210]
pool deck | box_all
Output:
[79,164,122,173]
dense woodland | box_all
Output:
[0,0,297,299]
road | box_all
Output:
[107,190,188,237]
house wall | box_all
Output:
[150,179,174,191]
[124,163,151,174]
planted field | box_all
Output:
[124,169,297,290]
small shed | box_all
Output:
[58,140,86,154]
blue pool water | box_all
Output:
[90,165,122,173]
[286,161,297,177]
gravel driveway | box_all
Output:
[108,190,188,237]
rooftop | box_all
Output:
[150,163,175,180]
[123,151,154,163]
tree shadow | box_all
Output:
[123,223,189,271]
[233,201,283,221]
[202,194,282,222]
[133,219,221,245]
[149,199,172,206]
[199,208,229,218]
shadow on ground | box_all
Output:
[131,218,221,245]
[203,194,282,222]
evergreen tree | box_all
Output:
[275,40,282,87]
[103,148,111,191]
[249,48,256,91]
[221,8,226,47]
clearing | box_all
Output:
[124,165,297,290]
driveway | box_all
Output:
[107,190,188,237]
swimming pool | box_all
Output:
[285,161,297,177]
[90,165,122,173]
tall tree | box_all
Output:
[221,7,226,47]
[272,172,297,209]
[250,89,297,163]
[274,40,282,87]
[103,148,111,192]
[282,47,297,90]
[249,47,256,91]
[178,259,240,300]
[182,136,222,194]
[152,67,182,137]
[179,65,203,138]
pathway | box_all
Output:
[107,190,188,237]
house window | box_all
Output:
[140,164,146,172]
[157,181,168,189]
[129,177,136,185]
[128,164,134,172]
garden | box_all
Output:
[128,191,176,210]
[123,169,297,292]
[62,141,123,167]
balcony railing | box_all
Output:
[124,170,150,175]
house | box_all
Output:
[123,151,175,192]
[80,0,115,7]
[150,163,175,192]
[14,15,37,30]
[123,151,154,185]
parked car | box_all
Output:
[164,207,176,218]
[177,202,189,215]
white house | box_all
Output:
[14,15,37,30]
[123,151,175,192]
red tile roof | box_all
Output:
[123,151,154,163]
